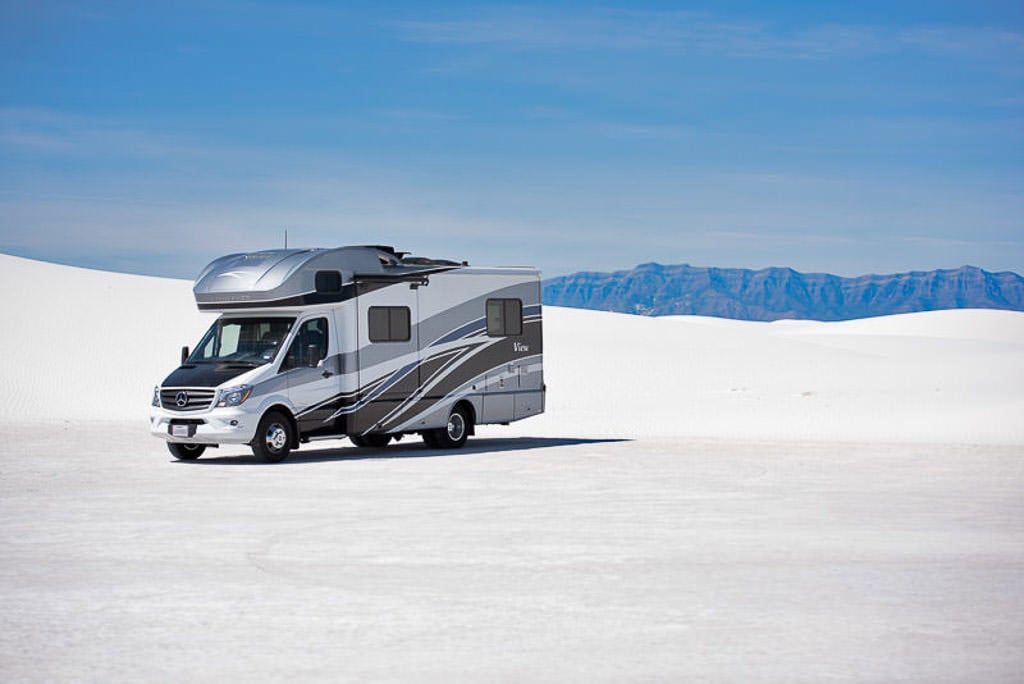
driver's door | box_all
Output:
[282,315,340,436]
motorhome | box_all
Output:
[150,246,544,462]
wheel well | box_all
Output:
[264,404,300,448]
[454,399,476,436]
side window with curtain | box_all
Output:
[486,299,523,336]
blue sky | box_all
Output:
[1,1,1022,278]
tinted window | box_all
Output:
[368,307,411,342]
[282,317,329,370]
[486,300,504,336]
[315,271,342,293]
[486,299,523,336]
[191,318,294,365]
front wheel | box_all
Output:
[251,411,293,463]
[430,405,471,449]
[168,442,206,460]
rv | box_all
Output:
[150,246,545,462]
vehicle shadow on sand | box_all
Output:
[176,436,632,465]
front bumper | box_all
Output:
[150,406,258,445]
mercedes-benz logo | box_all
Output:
[175,391,189,408]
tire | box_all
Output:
[251,410,293,463]
[168,442,206,460]
[350,433,391,448]
[431,404,471,449]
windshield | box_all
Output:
[189,317,296,365]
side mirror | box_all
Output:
[307,344,323,368]
[181,346,190,365]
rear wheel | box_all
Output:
[431,405,471,449]
[350,434,391,448]
[251,411,293,463]
[168,442,206,460]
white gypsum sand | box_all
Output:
[519,306,1024,444]
[0,254,216,423]
[1,253,1022,682]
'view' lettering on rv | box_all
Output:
[150,246,545,462]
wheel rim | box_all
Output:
[447,412,465,442]
[183,444,201,452]
[266,423,288,452]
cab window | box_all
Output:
[281,317,329,371]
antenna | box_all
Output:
[284,229,288,249]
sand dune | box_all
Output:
[0,254,215,423]
[529,306,1024,444]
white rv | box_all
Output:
[150,246,545,462]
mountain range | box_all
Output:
[542,264,1024,321]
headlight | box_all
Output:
[152,386,160,407]
[217,384,253,407]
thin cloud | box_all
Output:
[701,230,859,246]
[894,235,1024,250]
[395,7,1024,61]
[395,8,790,54]
[900,26,1024,58]
[0,107,217,160]
[591,122,694,142]
[377,108,466,122]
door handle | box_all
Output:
[321,370,334,378]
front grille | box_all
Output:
[160,388,217,412]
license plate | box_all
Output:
[170,424,191,438]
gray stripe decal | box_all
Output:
[293,373,388,418]
[324,357,421,419]
[427,305,541,347]
[365,339,500,432]
[430,317,486,347]
[392,353,543,433]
